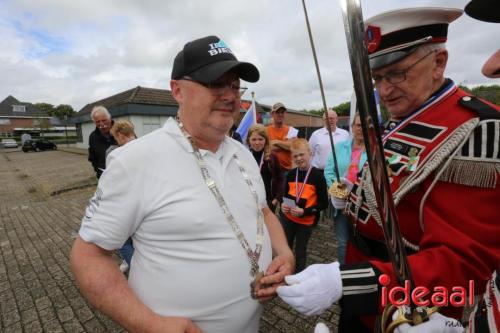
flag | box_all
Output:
[236,97,257,143]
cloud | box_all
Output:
[0,0,497,112]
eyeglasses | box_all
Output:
[372,51,435,86]
[181,77,247,97]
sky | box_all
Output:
[0,0,498,112]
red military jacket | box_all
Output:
[339,81,500,329]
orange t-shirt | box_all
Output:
[267,125,292,171]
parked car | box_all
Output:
[22,139,57,152]
[1,138,18,148]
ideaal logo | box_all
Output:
[379,274,475,307]
[208,40,233,56]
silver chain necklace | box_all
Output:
[177,121,264,277]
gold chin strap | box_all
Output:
[381,304,441,333]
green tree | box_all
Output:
[34,103,55,115]
[332,102,350,116]
[459,84,500,105]
[306,101,351,117]
[471,85,500,105]
[53,104,76,119]
[34,103,76,119]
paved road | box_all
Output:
[0,149,340,332]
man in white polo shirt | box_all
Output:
[70,35,294,333]
[308,108,349,173]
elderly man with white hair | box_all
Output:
[88,105,116,178]
[278,7,500,333]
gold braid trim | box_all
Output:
[438,159,499,188]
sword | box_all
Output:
[339,1,431,330]
[301,0,348,200]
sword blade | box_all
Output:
[301,0,341,183]
[340,0,414,290]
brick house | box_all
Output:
[0,96,51,137]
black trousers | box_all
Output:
[279,214,313,273]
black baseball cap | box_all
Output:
[465,0,500,23]
[171,35,260,83]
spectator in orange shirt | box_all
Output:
[267,103,298,172]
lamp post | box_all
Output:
[64,114,69,147]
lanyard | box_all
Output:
[177,121,264,277]
[295,165,313,204]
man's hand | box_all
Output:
[392,309,464,333]
[147,316,203,333]
[254,254,295,303]
[276,262,342,316]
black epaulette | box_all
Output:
[459,95,500,120]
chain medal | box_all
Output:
[177,121,264,277]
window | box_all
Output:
[12,105,26,112]
[0,119,11,125]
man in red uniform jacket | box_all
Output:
[277,7,500,332]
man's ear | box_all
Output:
[170,80,183,103]
[433,49,448,80]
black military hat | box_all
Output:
[364,7,463,69]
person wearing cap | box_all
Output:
[389,2,500,332]
[309,108,350,173]
[70,35,294,333]
[277,7,500,332]
[267,103,299,172]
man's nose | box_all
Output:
[376,80,394,97]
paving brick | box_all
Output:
[56,306,75,323]
[83,318,107,332]
[43,319,64,332]
[2,310,21,328]
[62,318,85,332]
[23,320,43,333]
[34,296,51,311]
[74,306,94,323]
[3,322,22,333]
[20,307,38,325]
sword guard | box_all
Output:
[381,303,440,333]
[329,181,350,199]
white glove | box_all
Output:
[314,322,331,333]
[392,308,465,333]
[276,262,342,316]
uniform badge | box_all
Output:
[365,25,382,53]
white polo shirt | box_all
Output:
[79,118,272,333]
[309,127,350,170]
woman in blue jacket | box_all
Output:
[324,113,366,264]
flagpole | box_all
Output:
[251,91,256,123]
[300,0,341,184]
